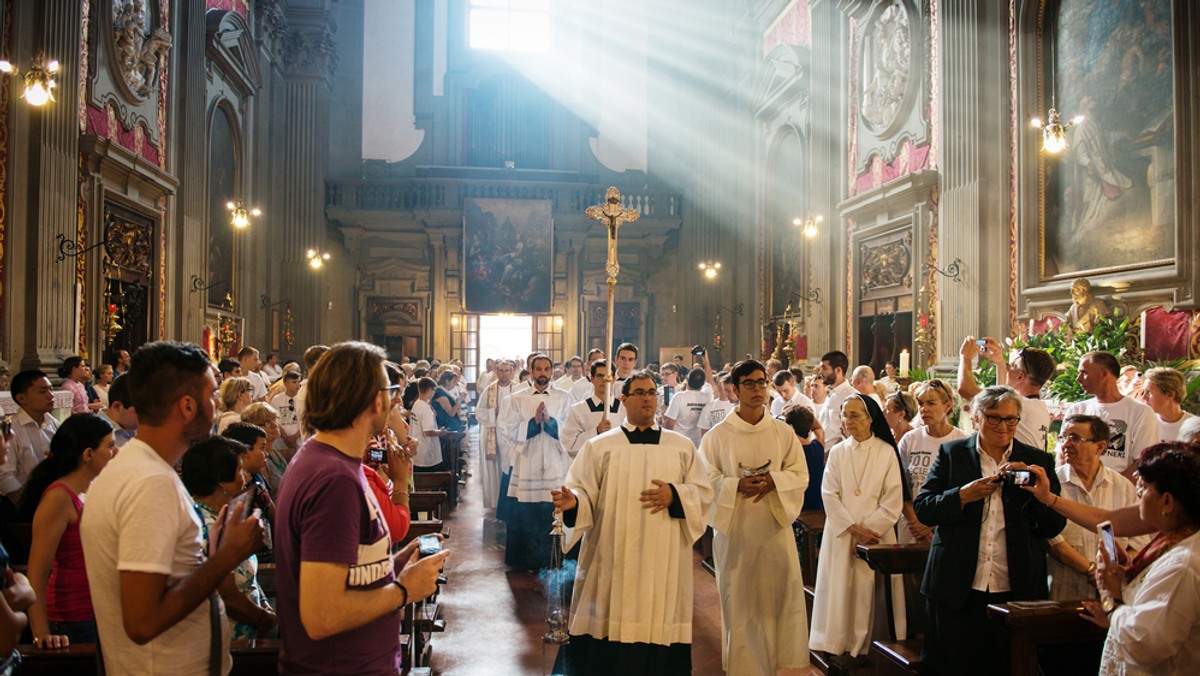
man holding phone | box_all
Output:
[275,342,448,675]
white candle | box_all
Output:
[899,349,911,377]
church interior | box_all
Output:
[2,0,1199,674]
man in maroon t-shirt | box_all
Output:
[275,342,448,675]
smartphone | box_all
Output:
[1098,520,1119,562]
[418,534,442,558]
[976,339,988,347]
[1004,469,1035,486]
[368,448,386,463]
[0,415,11,439]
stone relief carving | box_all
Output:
[281,29,338,80]
[860,3,910,133]
[113,0,172,100]
[255,0,290,56]
[860,233,913,293]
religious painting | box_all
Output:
[206,107,237,308]
[463,198,553,314]
[1040,0,1175,279]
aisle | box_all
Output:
[430,426,819,675]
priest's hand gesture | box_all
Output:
[551,485,577,512]
[640,479,674,514]
[536,402,549,424]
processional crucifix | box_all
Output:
[543,187,641,647]
[585,186,640,421]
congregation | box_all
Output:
[0,331,1197,676]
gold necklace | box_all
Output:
[850,437,871,496]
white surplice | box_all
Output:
[809,435,904,657]
[498,384,573,502]
[564,426,713,645]
[476,380,515,509]
[699,407,811,676]
[561,396,625,457]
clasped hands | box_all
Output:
[737,474,776,503]
[551,479,675,514]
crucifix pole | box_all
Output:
[586,187,640,420]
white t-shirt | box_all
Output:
[1156,411,1197,443]
[1065,396,1160,474]
[897,425,968,497]
[410,399,443,468]
[699,399,734,432]
[770,390,818,418]
[664,389,712,447]
[1016,396,1051,452]
[245,370,269,401]
[271,392,301,439]
[80,439,231,676]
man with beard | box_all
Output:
[275,342,449,674]
[498,353,573,569]
[818,351,858,447]
[81,342,265,675]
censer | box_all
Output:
[543,510,570,645]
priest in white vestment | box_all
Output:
[810,394,904,657]
[561,359,625,457]
[699,359,810,676]
[550,371,712,675]
[498,354,573,569]
[476,359,516,509]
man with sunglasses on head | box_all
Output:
[915,385,1065,676]
[271,371,303,454]
[959,337,1056,451]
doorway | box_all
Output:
[479,315,534,366]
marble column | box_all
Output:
[936,0,1010,367]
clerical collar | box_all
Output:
[620,421,661,444]
[532,388,550,395]
[587,397,621,413]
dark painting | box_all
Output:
[207,108,237,307]
[1041,0,1174,278]
[463,198,553,314]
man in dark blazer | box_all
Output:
[915,386,1066,676]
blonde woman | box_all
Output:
[884,391,917,444]
[216,376,252,434]
[92,365,114,409]
[1141,367,1196,442]
[896,379,966,544]
[241,402,288,496]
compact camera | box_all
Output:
[1003,469,1036,486]
[418,534,442,558]
[368,448,386,464]
[691,345,706,356]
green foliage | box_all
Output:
[907,367,932,383]
[1011,314,1141,403]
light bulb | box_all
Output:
[306,249,316,258]
[0,61,12,73]
[1042,126,1067,153]
[792,217,802,226]
[23,82,50,106]
[803,223,818,238]
[705,267,717,279]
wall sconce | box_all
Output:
[1030,108,1083,154]
[0,50,59,106]
[922,257,964,283]
[698,261,721,280]
[306,248,331,270]
[793,214,823,239]
[227,201,262,229]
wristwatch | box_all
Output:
[1101,596,1123,613]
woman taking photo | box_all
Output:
[19,413,116,648]
[1072,442,1200,674]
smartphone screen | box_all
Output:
[1098,520,1119,561]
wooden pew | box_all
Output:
[794,510,825,587]
[17,639,281,675]
[987,601,1107,676]
[409,490,449,522]
[855,543,931,676]
[415,468,458,511]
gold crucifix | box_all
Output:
[585,187,640,419]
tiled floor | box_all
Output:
[429,435,823,675]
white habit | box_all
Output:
[809,435,904,656]
[562,396,625,457]
[699,407,811,676]
[564,425,713,645]
[476,380,515,508]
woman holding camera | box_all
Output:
[181,436,276,639]
[20,414,116,648]
[1069,442,1200,674]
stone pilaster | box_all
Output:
[18,0,83,370]
[936,0,1010,367]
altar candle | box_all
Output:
[899,349,910,377]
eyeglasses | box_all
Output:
[983,414,1021,427]
[626,389,658,398]
[739,379,770,389]
[1060,433,1097,444]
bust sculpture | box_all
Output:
[1065,278,1110,333]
